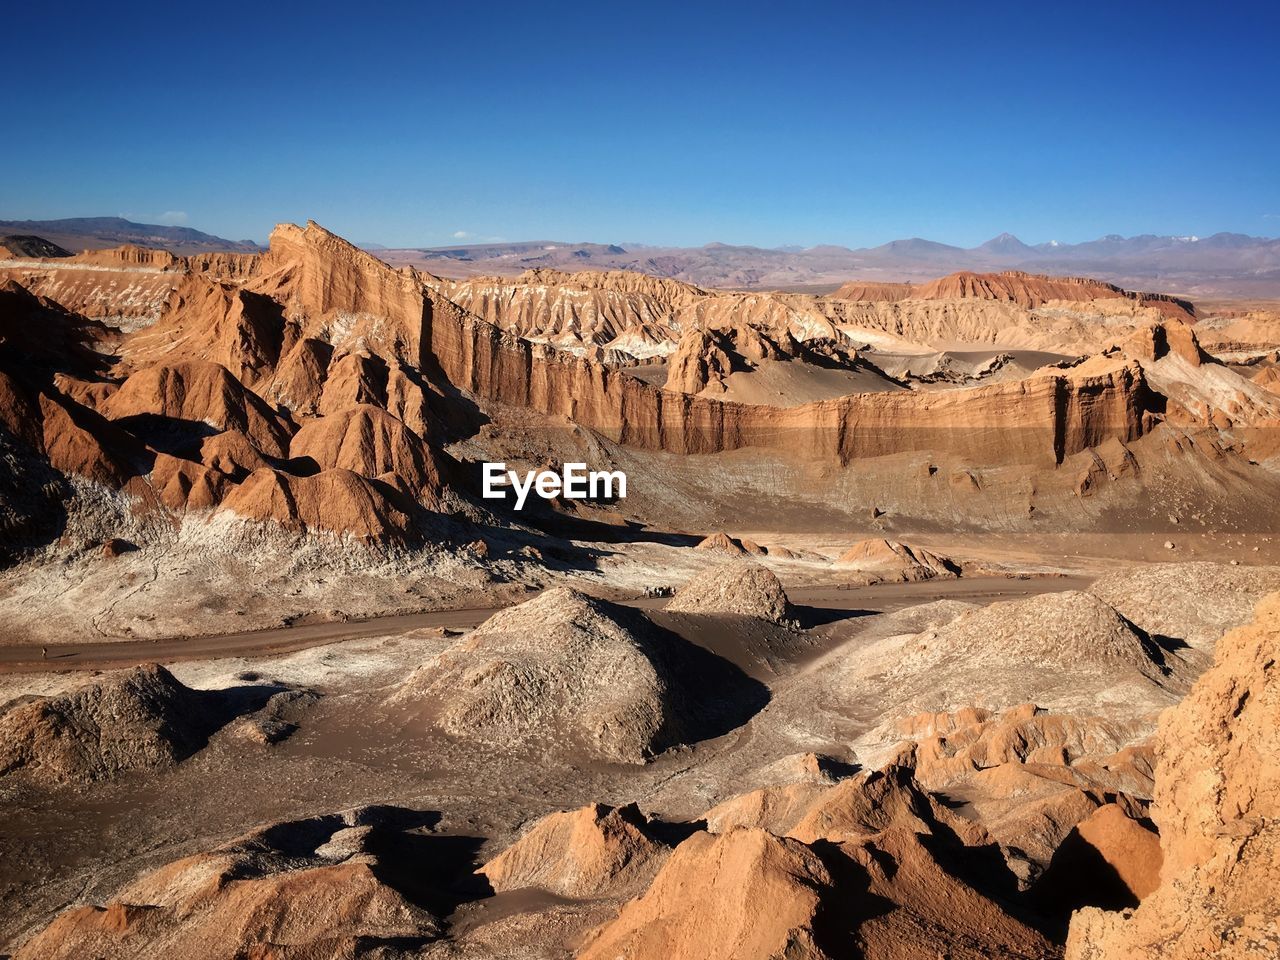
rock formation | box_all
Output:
[665,561,792,623]
[1065,593,1280,958]
[10,809,441,960]
[576,827,834,960]
[387,588,748,763]
[581,764,1057,960]
[479,803,670,898]
[834,270,1195,320]
[694,532,750,554]
[5,218,1257,570]
[1090,561,1280,651]
[0,664,215,784]
[834,538,957,581]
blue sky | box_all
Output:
[4,1,1277,248]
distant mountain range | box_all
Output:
[379,231,1280,299]
[0,217,261,255]
[3,216,1278,298]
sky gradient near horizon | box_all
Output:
[4,0,1278,248]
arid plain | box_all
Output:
[0,222,1277,958]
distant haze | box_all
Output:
[5,216,1279,298]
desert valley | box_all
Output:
[0,214,1276,959]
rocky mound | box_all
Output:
[479,803,670,898]
[197,428,271,480]
[694,532,765,555]
[665,561,791,623]
[388,588,759,764]
[287,403,444,503]
[11,808,441,959]
[1034,802,1162,919]
[102,360,293,457]
[577,827,833,960]
[834,538,957,582]
[0,235,73,259]
[1090,561,1280,651]
[1253,364,1280,394]
[887,704,1148,791]
[700,755,862,838]
[1066,592,1280,958]
[218,467,412,539]
[0,664,216,784]
[706,764,965,849]
[832,270,1195,320]
[913,590,1169,678]
[867,590,1191,719]
[584,766,1055,960]
[878,704,1159,881]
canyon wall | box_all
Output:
[425,288,1149,465]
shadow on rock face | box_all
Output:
[239,805,494,919]
[647,618,772,752]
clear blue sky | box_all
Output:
[4,0,1277,248]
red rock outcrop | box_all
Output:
[288,404,443,504]
[0,219,1229,553]
[11,814,440,959]
[695,532,749,554]
[266,336,333,414]
[584,766,1055,960]
[127,274,291,386]
[834,538,957,581]
[828,280,916,302]
[36,389,141,486]
[1252,365,1280,395]
[198,429,272,480]
[218,468,410,539]
[150,453,230,510]
[1066,593,1280,958]
[438,268,699,359]
[70,245,181,270]
[1034,802,1162,913]
[577,827,833,960]
[1121,320,1212,367]
[430,291,1152,465]
[102,360,293,457]
[834,270,1195,321]
[664,327,734,395]
[479,803,669,898]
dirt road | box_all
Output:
[0,575,1088,673]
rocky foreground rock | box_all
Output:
[9,591,1277,958]
[11,809,442,960]
[1065,593,1280,958]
